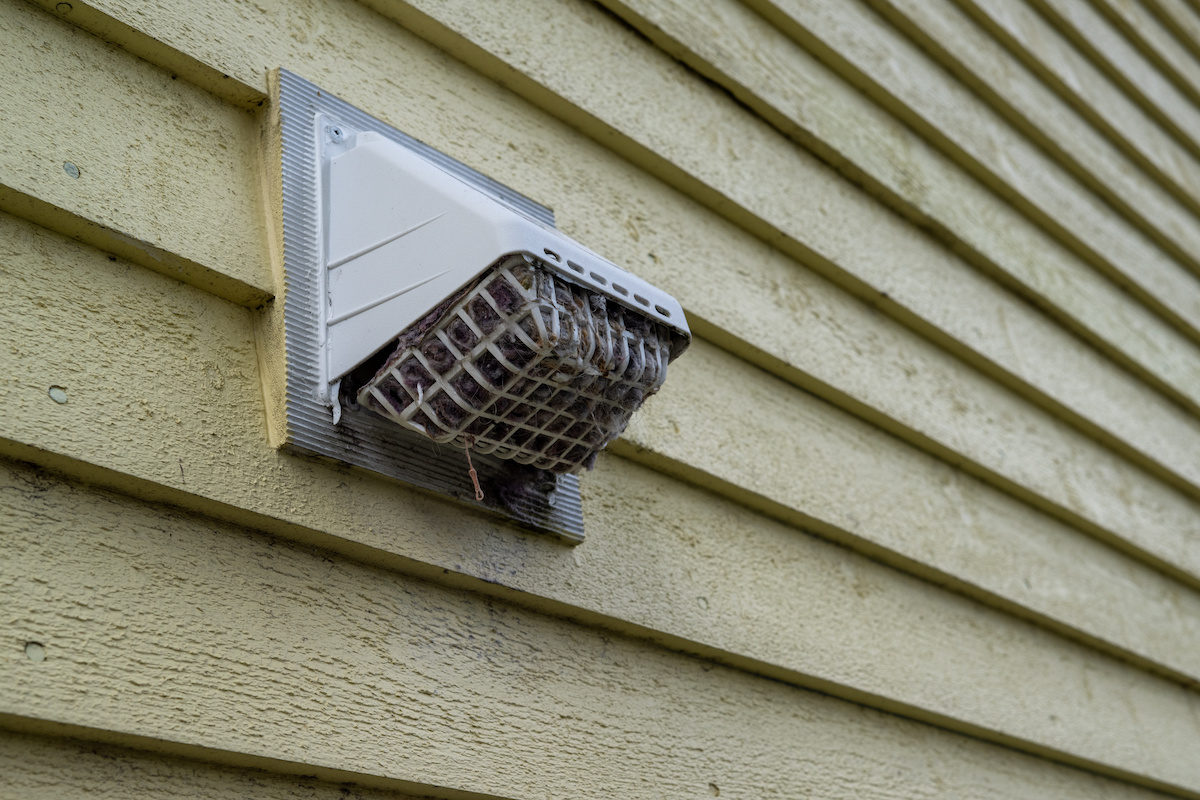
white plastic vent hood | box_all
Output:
[323,130,690,384]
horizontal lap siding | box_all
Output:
[9,212,1200,781]
[3,0,1200,797]
[2,463,1196,799]
[944,0,1200,212]
[20,0,1200,582]
[0,2,269,304]
[1145,0,1200,69]
[1086,0,1200,109]
[1046,0,1200,122]
[869,0,1200,317]
[0,732,429,800]
[584,0,1200,495]
[1029,0,1200,155]
[30,0,1200,502]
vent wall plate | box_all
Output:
[279,70,583,541]
[278,70,690,542]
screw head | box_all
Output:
[48,386,68,404]
[62,161,80,179]
[330,126,346,143]
[55,2,72,11]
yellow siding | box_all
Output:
[4,0,1200,797]
[2,732,429,800]
[3,465,1193,798]
[0,1,270,304]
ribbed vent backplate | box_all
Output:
[278,69,584,542]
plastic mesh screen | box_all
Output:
[356,254,672,473]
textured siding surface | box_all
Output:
[3,0,1200,797]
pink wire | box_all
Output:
[464,436,484,501]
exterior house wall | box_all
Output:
[4,0,1200,797]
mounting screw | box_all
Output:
[55,2,72,11]
[62,161,80,179]
[330,125,346,143]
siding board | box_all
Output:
[737,0,1200,373]
[5,462,1200,797]
[0,0,271,306]
[1030,0,1200,158]
[1143,0,1200,65]
[0,732,432,800]
[875,0,1200,269]
[356,0,1200,497]
[23,0,267,108]
[1086,0,1200,106]
[30,0,1200,511]
[942,0,1200,214]
[8,217,1200,778]
[6,0,1200,796]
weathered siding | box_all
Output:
[3,0,1200,797]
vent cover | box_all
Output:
[356,253,675,473]
[277,69,689,541]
